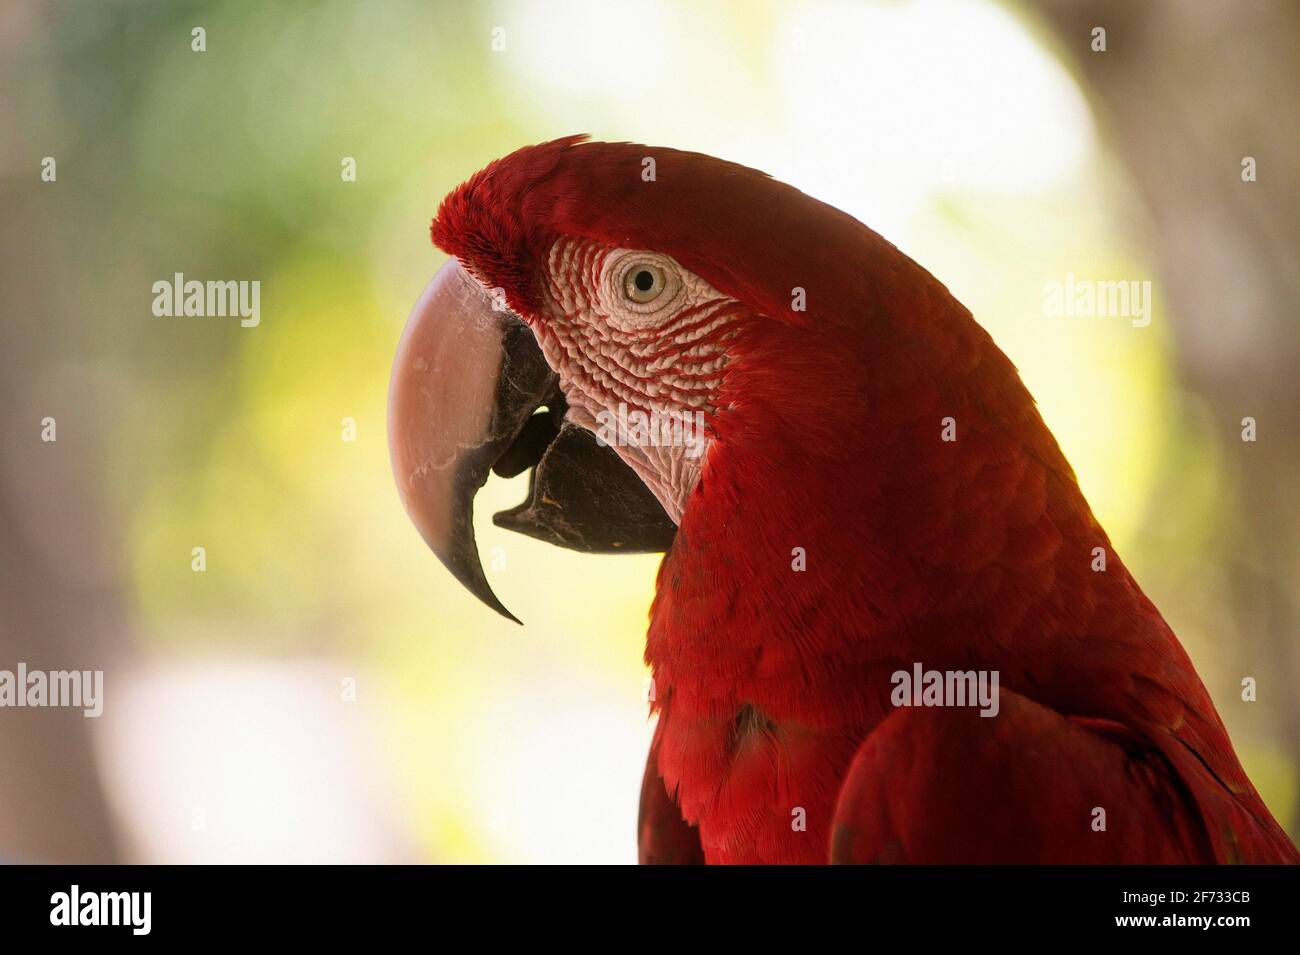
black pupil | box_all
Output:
[634,270,655,293]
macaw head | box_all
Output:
[389,136,1030,621]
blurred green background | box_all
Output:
[1,0,1296,862]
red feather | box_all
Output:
[433,137,1298,864]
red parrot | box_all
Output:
[388,136,1298,864]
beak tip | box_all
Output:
[478,584,523,625]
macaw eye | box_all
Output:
[624,263,666,304]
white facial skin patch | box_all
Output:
[526,239,744,523]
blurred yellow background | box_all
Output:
[1,0,1295,862]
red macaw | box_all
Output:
[388,136,1298,864]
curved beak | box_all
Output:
[387,260,556,623]
[389,259,679,625]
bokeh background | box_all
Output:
[1,0,1296,863]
